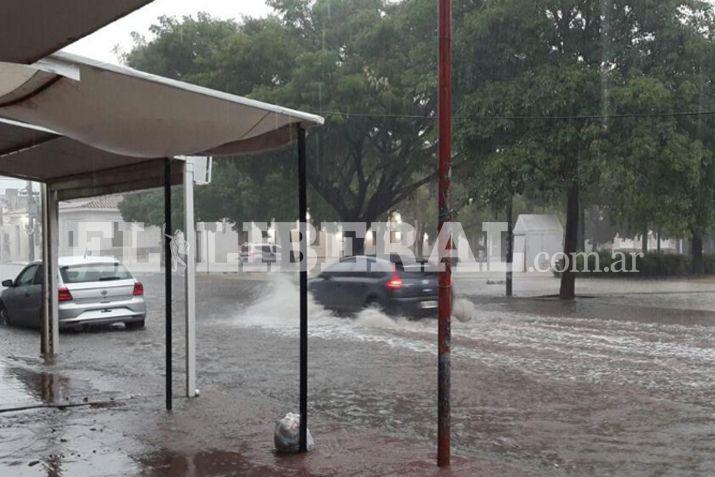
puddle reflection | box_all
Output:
[0,365,70,409]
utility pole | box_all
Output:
[297,127,309,453]
[437,0,453,468]
[26,181,35,261]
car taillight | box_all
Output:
[58,287,73,302]
[133,282,144,296]
[386,272,403,290]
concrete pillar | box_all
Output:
[184,161,197,398]
[40,185,59,358]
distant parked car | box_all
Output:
[309,255,439,318]
[240,243,282,265]
[0,256,146,330]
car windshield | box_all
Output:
[60,263,133,283]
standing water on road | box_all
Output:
[223,274,715,475]
[2,272,714,475]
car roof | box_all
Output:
[58,256,120,266]
[24,256,121,267]
[339,255,392,264]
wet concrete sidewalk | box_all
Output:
[0,354,528,476]
[0,356,129,413]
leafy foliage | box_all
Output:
[119,1,715,285]
[120,2,440,234]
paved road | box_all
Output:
[1,270,714,476]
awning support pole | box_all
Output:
[40,184,59,359]
[298,126,309,452]
[184,160,197,398]
[438,0,453,467]
[164,158,173,411]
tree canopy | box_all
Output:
[120,1,440,252]
[455,0,715,296]
[119,0,715,293]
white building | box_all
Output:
[0,190,431,270]
[0,188,39,262]
[610,232,680,253]
[513,214,564,272]
[0,192,164,266]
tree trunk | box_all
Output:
[642,227,648,253]
[579,203,586,251]
[559,183,579,300]
[692,229,704,275]
[415,221,425,258]
[344,230,366,256]
[237,228,242,272]
[657,230,661,254]
[505,196,514,297]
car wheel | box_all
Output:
[0,304,10,326]
[125,320,145,330]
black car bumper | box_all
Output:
[386,296,439,319]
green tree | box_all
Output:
[120,2,442,254]
[257,0,440,252]
[456,0,715,297]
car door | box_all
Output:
[331,258,371,312]
[4,264,39,327]
[311,259,355,310]
[339,257,372,312]
[24,266,44,328]
[344,257,392,312]
[1,268,24,323]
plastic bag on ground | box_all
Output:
[453,298,475,323]
[274,412,314,453]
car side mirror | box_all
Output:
[2,279,14,287]
[319,272,331,280]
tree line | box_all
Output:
[119,0,715,299]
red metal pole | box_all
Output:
[437,0,452,468]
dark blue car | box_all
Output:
[309,255,439,318]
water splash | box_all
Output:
[226,275,715,394]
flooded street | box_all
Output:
[1,272,714,476]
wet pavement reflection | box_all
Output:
[0,272,713,475]
[139,450,284,477]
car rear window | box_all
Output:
[401,263,439,276]
[60,263,133,283]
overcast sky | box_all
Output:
[63,0,273,64]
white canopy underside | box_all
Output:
[0,118,183,200]
[0,9,322,199]
[0,52,323,158]
[0,0,154,64]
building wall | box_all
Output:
[0,213,39,263]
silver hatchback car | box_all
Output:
[0,256,146,330]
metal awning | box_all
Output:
[0,0,154,64]
[0,52,323,158]
[0,50,324,198]
[0,118,180,200]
